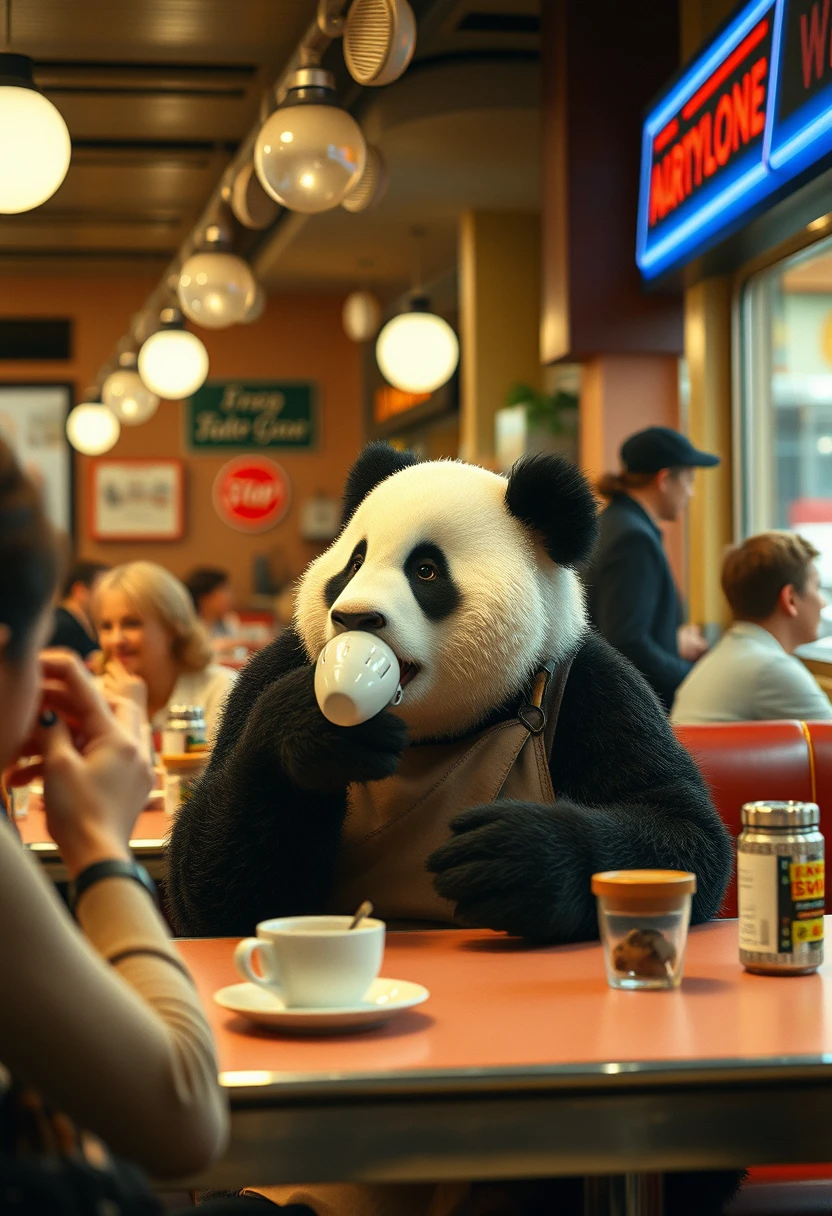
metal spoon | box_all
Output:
[348,900,373,930]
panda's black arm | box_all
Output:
[166,628,347,937]
[429,632,732,944]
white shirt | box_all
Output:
[150,664,238,743]
[671,621,832,725]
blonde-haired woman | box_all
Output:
[93,562,236,744]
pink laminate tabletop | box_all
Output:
[17,807,168,847]
[176,922,832,1189]
[177,919,832,1096]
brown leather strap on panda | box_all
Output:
[517,655,574,764]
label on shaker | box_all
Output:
[739,852,824,953]
[162,728,186,755]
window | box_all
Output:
[740,239,832,613]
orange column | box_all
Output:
[579,354,686,592]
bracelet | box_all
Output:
[69,859,157,915]
[107,947,195,984]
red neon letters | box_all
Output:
[649,22,769,229]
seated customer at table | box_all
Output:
[185,565,250,657]
[672,531,832,724]
[49,558,109,660]
[0,441,236,1207]
[92,562,237,746]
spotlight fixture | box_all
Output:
[0,53,70,213]
[342,290,381,342]
[254,67,365,214]
[341,145,387,213]
[137,308,209,400]
[102,351,159,425]
[177,225,256,329]
[376,296,459,393]
[66,393,120,456]
[318,0,416,87]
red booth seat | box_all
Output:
[672,721,832,1213]
[672,720,832,918]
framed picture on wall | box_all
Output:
[0,383,73,536]
[90,459,184,542]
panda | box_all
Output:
[167,443,731,944]
[169,444,740,1216]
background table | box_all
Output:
[18,807,169,881]
[177,921,832,1208]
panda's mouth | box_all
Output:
[398,659,420,688]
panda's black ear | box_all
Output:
[341,442,419,526]
[505,453,599,568]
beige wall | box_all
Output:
[459,211,541,464]
[0,277,363,599]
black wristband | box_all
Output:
[69,859,157,915]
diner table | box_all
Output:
[18,806,169,882]
[176,919,832,1215]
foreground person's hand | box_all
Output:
[6,650,154,877]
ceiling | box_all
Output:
[0,0,541,294]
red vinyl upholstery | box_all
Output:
[672,721,832,917]
[673,722,832,1211]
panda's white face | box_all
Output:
[295,460,587,742]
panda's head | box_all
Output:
[295,443,598,742]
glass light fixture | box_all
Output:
[343,290,381,342]
[66,397,120,456]
[242,283,266,324]
[137,308,209,399]
[0,53,71,213]
[254,67,365,214]
[102,351,159,425]
[376,297,459,393]
[178,249,256,329]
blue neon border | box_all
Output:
[767,0,832,174]
[637,0,776,280]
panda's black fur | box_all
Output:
[167,445,731,942]
[167,445,740,1216]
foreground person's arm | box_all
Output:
[1,653,228,1178]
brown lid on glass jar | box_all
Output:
[591,870,697,909]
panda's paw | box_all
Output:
[426,800,590,944]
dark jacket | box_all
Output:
[49,606,98,660]
[584,493,691,710]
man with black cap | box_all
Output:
[584,426,721,711]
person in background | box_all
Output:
[0,440,239,1209]
[584,426,720,711]
[92,562,237,745]
[672,532,832,724]
[49,559,109,660]
[184,566,247,656]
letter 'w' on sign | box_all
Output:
[801,0,830,89]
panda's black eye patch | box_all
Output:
[404,543,461,621]
[324,539,367,608]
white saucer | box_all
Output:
[214,977,429,1033]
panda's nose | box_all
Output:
[331,610,387,634]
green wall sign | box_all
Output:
[187,380,317,450]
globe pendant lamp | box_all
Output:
[242,283,266,324]
[102,351,159,425]
[343,290,381,342]
[254,67,365,214]
[138,308,209,400]
[66,394,120,456]
[177,240,256,330]
[376,296,459,393]
[0,53,71,213]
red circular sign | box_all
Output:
[212,456,291,533]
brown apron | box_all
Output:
[249,661,573,1216]
[327,658,572,925]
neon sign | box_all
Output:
[638,0,832,279]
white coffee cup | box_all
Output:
[234,914,385,1008]
[314,631,401,727]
